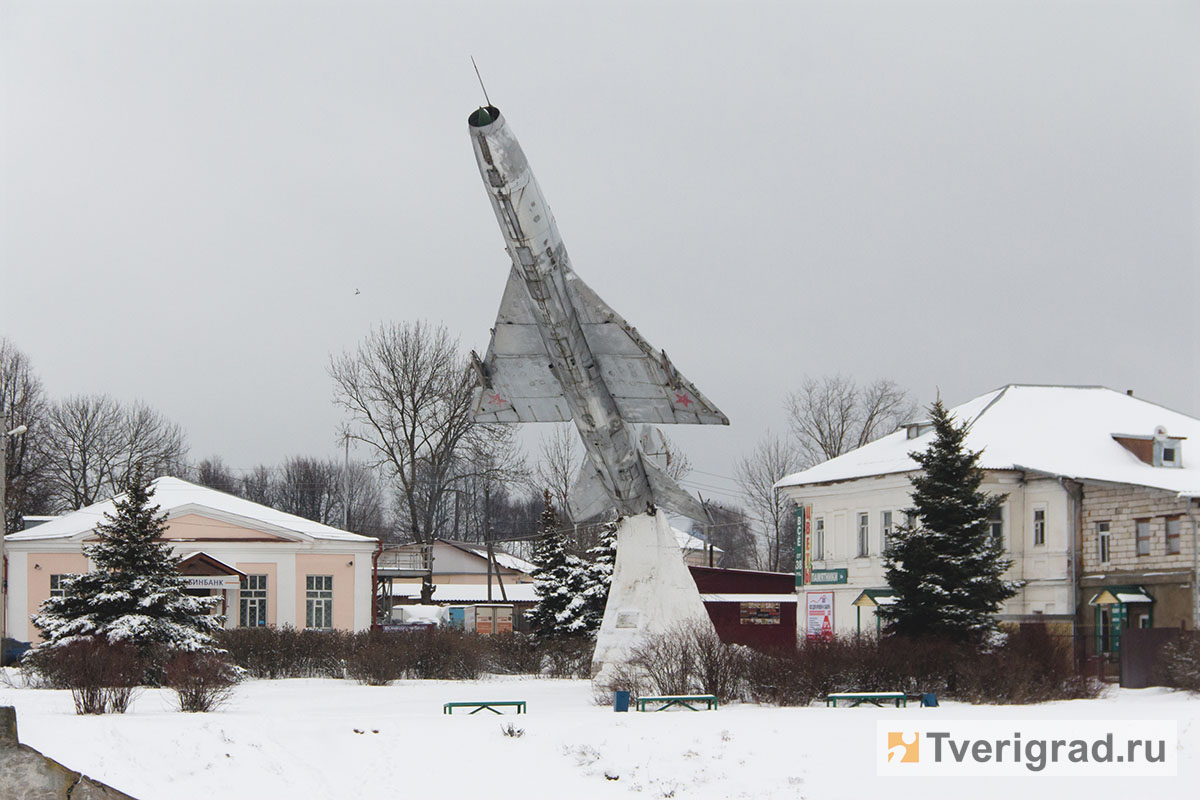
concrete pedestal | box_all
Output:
[591,510,715,685]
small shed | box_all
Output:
[688,566,797,650]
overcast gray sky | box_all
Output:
[3,0,1197,507]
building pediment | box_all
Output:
[160,507,309,542]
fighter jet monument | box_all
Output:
[466,104,728,679]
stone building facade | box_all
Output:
[1079,482,1198,653]
[776,385,1200,651]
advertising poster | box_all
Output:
[806,591,834,641]
[739,602,781,625]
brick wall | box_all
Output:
[1080,484,1195,572]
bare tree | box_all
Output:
[657,429,693,482]
[2,339,51,532]
[192,456,238,495]
[274,456,341,525]
[114,402,189,484]
[39,394,121,510]
[535,423,580,517]
[239,465,275,505]
[336,461,388,539]
[702,502,758,569]
[786,375,916,467]
[735,432,803,572]
[329,321,524,601]
[39,394,188,511]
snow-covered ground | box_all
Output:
[2,672,1197,799]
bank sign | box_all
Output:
[183,576,240,590]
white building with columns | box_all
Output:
[3,477,379,642]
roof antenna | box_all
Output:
[471,56,492,107]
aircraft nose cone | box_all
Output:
[469,106,499,127]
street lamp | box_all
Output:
[1,423,29,648]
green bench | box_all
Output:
[635,694,718,712]
[825,691,907,708]
[443,700,527,715]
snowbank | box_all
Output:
[2,672,1198,799]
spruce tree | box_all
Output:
[878,399,1020,642]
[528,490,583,638]
[33,466,221,653]
[571,520,616,636]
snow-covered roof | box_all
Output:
[4,476,377,543]
[392,583,540,603]
[699,593,797,603]
[454,544,537,575]
[777,385,1200,495]
[675,527,722,553]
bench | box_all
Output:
[635,694,718,712]
[443,701,527,715]
[825,691,907,708]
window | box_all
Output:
[1166,517,1181,555]
[857,513,869,557]
[240,575,268,628]
[1136,519,1151,556]
[1153,437,1182,467]
[1097,521,1111,563]
[306,575,333,629]
[1033,508,1046,546]
[813,518,825,561]
[989,507,1004,548]
[881,511,893,553]
[49,574,68,598]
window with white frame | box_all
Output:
[857,513,869,557]
[1166,517,1181,555]
[880,510,893,554]
[1097,521,1111,563]
[1136,519,1151,556]
[1033,507,1046,546]
[49,574,68,598]
[306,575,333,629]
[240,575,268,628]
[813,517,825,561]
[989,506,1004,548]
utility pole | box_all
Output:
[1,393,29,644]
[482,472,508,603]
[342,432,351,532]
[484,478,495,602]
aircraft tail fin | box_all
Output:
[567,465,615,523]
[640,454,709,523]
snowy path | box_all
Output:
[2,674,1197,799]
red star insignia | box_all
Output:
[675,392,693,408]
[487,392,504,406]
